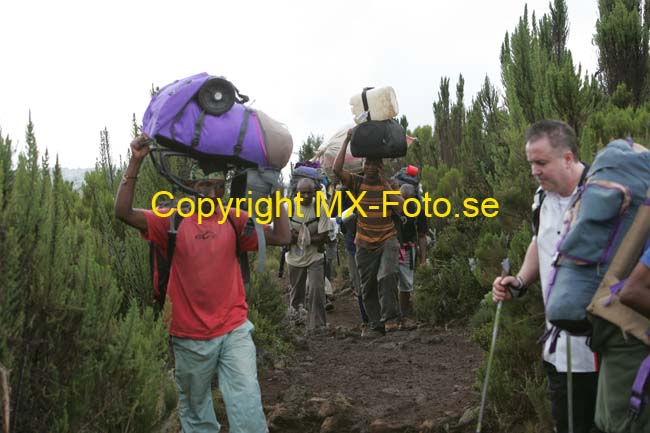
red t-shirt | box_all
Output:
[142,209,260,339]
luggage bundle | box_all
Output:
[545,139,650,336]
[142,72,292,169]
[288,162,325,198]
[348,87,407,159]
[317,86,411,176]
[316,125,364,178]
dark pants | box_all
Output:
[355,237,400,332]
[347,250,367,323]
[357,294,369,324]
[543,361,599,433]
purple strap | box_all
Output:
[545,217,573,301]
[603,279,627,307]
[538,326,561,354]
[644,198,650,206]
[599,206,630,264]
[545,265,560,302]
[630,355,650,414]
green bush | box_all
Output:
[246,267,292,362]
[413,257,483,325]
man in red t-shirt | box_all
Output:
[115,134,290,433]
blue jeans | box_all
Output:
[172,320,267,433]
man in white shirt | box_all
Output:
[492,120,598,433]
[287,178,332,330]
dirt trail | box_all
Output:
[258,284,484,433]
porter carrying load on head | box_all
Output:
[142,72,294,273]
[115,133,291,433]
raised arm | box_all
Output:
[264,194,291,246]
[115,135,151,232]
[333,129,354,187]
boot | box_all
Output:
[398,292,417,330]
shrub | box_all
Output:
[413,257,483,325]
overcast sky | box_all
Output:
[0,0,599,169]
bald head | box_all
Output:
[296,178,316,205]
[297,178,315,193]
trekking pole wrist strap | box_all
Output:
[515,275,526,289]
[507,275,528,298]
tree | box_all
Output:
[549,0,570,64]
[433,77,455,166]
[98,127,116,188]
[500,1,602,136]
[399,114,409,132]
[0,129,13,214]
[0,118,175,433]
[405,124,436,169]
[298,133,322,162]
[596,0,650,106]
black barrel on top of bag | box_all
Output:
[350,119,407,159]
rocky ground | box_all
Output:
[257,285,484,433]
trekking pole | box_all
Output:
[567,335,574,433]
[476,258,510,433]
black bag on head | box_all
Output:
[350,119,407,158]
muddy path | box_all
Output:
[258,283,484,433]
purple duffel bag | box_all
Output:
[142,72,293,169]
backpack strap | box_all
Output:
[290,216,319,226]
[157,209,185,311]
[225,210,241,257]
[531,164,589,236]
[233,109,251,157]
[629,355,650,419]
[225,209,251,284]
[191,110,207,148]
[531,187,546,237]
[578,163,589,186]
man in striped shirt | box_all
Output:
[334,130,404,337]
